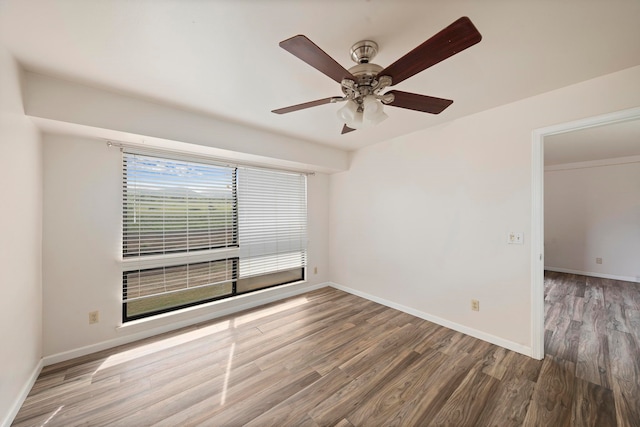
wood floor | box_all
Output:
[544,271,640,427]
[12,272,640,426]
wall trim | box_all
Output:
[2,359,43,427]
[531,126,545,360]
[545,267,640,283]
[42,281,329,366]
[545,154,640,172]
[328,282,533,358]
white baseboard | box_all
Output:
[2,359,43,427]
[43,281,329,366]
[329,282,533,358]
[545,267,640,283]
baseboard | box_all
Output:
[545,267,640,283]
[2,359,43,427]
[329,282,533,358]
[43,281,329,366]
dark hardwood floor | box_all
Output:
[12,272,640,426]
[543,271,640,427]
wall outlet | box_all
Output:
[507,232,524,245]
[314,267,318,274]
[471,299,480,311]
[596,257,603,264]
[89,311,99,324]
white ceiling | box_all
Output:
[545,119,640,165]
[1,0,640,151]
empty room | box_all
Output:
[1,1,639,426]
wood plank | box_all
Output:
[309,323,401,376]
[608,330,640,427]
[429,368,500,426]
[378,352,478,426]
[107,361,261,426]
[570,377,616,427]
[575,327,612,388]
[344,348,448,425]
[192,369,321,426]
[338,325,423,379]
[500,351,542,383]
[582,295,608,335]
[12,377,121,426]
[307,350,421,425]
[606,302,632,333]
[244,367,352,427]
[620,283,640,310]
[523,355,575,427]
[475,377,536,427]
[150,364,309,427]
[545,301,564,330]
[627,308,640,343]
[546,318,581,363]
[475,345,509,380]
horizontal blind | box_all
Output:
[237,167,307,278]
[122,258,237,320]
[123,259,236,302]
[123,153,237,257]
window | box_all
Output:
[237,167,307,293]
[121,152,307,322]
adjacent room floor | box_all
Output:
[12,272,640,426]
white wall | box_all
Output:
[545,160,640,281]
[329,65,640,353]
[42,134,331,360]
[25,72,349,174]
[0,47,42,425]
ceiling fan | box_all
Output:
[272,17,482,134]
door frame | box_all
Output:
[530,106,640,359]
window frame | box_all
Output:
[120,150,308,323]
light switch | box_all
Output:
[507,232,524,245]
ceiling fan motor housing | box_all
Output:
[347,62,383,92]
[350,40,378,64]
[346,40,384,97]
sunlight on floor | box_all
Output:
[96,320,231,372]
[220,342,236,406]
[233,297,309,327]
[40,405,63,426]
[94,296,309,374]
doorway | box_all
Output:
[531,106,640,359]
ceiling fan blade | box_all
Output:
[385,90,453,114]
[341,124,356,134]
[279,35,356,84]
[379,17,482,86]
[272,97,341,114]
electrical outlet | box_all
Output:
[596,257,602,264]
[471,299,480,311]
[89,311,99,324]
[314,267,318,274]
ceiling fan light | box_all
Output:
[363,96,388,126]
[366,110,388,126]
[348,111,365,129]
[337,100,358,123]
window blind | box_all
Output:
[123,153,237,257]
[123,258,237,319]
[237,167,307,282]
[121,151,308,321]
